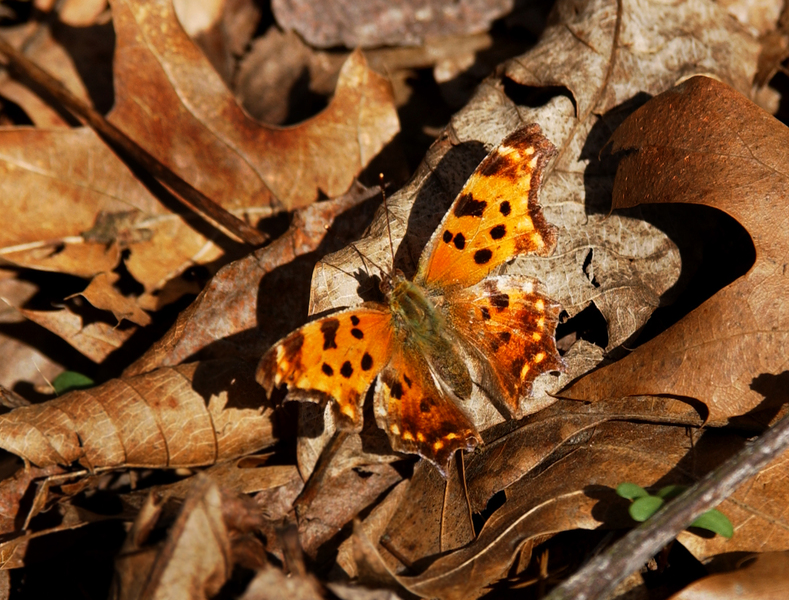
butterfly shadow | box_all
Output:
[392,137,489,278]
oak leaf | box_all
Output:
[562,76,789,424]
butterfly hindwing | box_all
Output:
[374,343,480,475]
[416,124,557,290]
[446,275,563,415]
[257,307,394,430]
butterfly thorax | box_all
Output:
[387,274,473,399]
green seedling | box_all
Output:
[616,482,733,538]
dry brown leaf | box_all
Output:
[0,21,101,127]
[68,272,152,327]
[235,28,345,125]
[0,359,276,469]
[109,0,398,211]
[19,305,136,363]
[0,275,65,392]
[668,551,789,600]
[335,480,410,579]
[377,396,704,568]
[0,0,398,310]
[0,464,63,535]
[60,0,109,26]
[298,462,403,559]
[399,422,789,599]
[562,76,789,424]
[175,0,262,84]
[113,475,232,600]
[239,563,324,600]
[272,0,511,48]
[121,457,301,515]
[381,460,474,568]
[463,396,704,513]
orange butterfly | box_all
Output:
[258,124,563,474]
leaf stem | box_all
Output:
[0,34,268,247]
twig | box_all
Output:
[0,34,269,247]
[545,413,789,600]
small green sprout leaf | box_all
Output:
[690,509,734,538]
[616,482,649,500]
[617,482,734,538]
[52,371,95,394]
[629,495,665,522]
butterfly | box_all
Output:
[257,124,564,475]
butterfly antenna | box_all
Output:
[380,173,396,276]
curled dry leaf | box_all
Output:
[380,396,704,564]
[335,479,410,579]
[298,462,404,559]
[69,272,152,327]
[0,0,398,308]
[668,551,789,600]
[113,476,232,600]
[0,359,275,470]
[19,304,136,364]
[400,422,789,599]
[563,76,789,424]
[381,460,475,567]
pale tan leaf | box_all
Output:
[0,359,275,469]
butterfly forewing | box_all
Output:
[416,124,557,290]
[446,275,563,415]
[257,307,394,430]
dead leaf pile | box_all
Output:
[0,0,787,599]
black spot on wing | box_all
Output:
[490,224,506,239]
[443,230,453,243]
[454,193,486,218]
[453,233,465,249]
[390,381,403,399]
[480,307,491,320]
[321,363,333,376]
[321,319,340,350]
[499,201,511,216]
[474,249,493,265]
[341,361,353,378]
[420,400,431,413]
[350,315,360,326]
[499,331,512,344]
[351,328,364,339]
[361,352,373,371]
[491,293,510,311]
[403,374,412,388]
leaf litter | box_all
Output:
[0,0,787,598]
